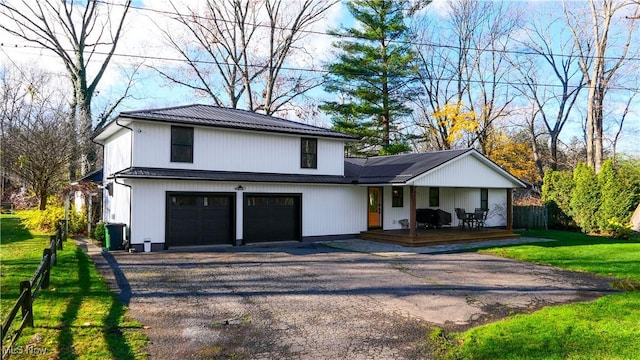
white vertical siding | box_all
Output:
[410,153,519,188]
[108,182,130,226]
[486,188,507,227]
[103,129,132,176]
[380,186,506,230]
[126,180,366,246]
[382,186,410,229]
[131,122,345,175]
[122,180,509,245]
[102,128,132,224]
[414,187,475,227]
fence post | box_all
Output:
[59,220,67,240]
[49,235,58,266]
[56,221,64,251]
[19,281,34,328]
[543,206,549,230]
[42,249,51,289]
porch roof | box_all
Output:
[346,148,525,188]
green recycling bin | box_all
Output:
[105,223,126,250]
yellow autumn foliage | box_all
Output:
[431,102,478,147]
[485,131,540,184]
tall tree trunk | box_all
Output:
[564,0,638,174]
[550,132,559,171]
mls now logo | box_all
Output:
[3,345,48,356]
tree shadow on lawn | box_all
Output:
[56,247,137,359]
[0,216,36,245]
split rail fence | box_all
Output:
[1,221,67,359]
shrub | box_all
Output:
[68,204,88,234]
[605,217,633,239]
[597,160,634,233]
[16,197,65,233]
[94,221,106,245]
[542,169,574,229]
[570,163,600,233]
[16,197,88,235]
[542,159,640,237]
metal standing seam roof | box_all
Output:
[111,149,482,185]
[105,104,357,140]
[349,148,472,184]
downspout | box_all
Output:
[113,117,134,249]
[90,137,105,231]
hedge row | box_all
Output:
[542,159,640,238]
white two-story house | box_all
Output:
[93,104,524,252]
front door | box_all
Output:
[368,187,383,229]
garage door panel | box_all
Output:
[167,193,234,247]
[243,194,301,243]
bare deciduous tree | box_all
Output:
[611,91,638,161]
[0,0,132,176]
[509,15,585,175]
[411,0,522,153]
[157,0,336,116]
[562,0,640,173]
[1,67,74,210]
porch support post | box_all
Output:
[506,188,513,231]
[409,185,417,238]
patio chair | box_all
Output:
[454,208,471,229]
[474,208,488,230]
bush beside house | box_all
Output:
[16,196,87,234]
[543,159,640,238]
[542,169,575,229]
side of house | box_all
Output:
[95,105,365,251]
[94,105,524,252]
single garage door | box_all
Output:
[243,194,301,243]
[166,192,234,246]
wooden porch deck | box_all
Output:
[359,227,519,247]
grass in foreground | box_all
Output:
[436,229,640,360]
[1,215,148,359]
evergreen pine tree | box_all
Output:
[321,0,417,156]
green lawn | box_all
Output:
[439,230,640,360]
[1,215,148,359]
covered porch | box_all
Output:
[403,185,515,246]
[355,149,525,246]
[359,227,519,247]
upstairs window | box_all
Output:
[171,126,193,163]
[301,138,317,169]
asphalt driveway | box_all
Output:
[79,239,615,360]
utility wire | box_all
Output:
[95,0,640,63]
[2,41,639,92]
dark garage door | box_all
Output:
[166,193,234,246]
[243,194,301,243]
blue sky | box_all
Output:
[1,0,638,156]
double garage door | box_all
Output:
[166,192,301,247]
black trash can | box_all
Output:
[105,223,126,251]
